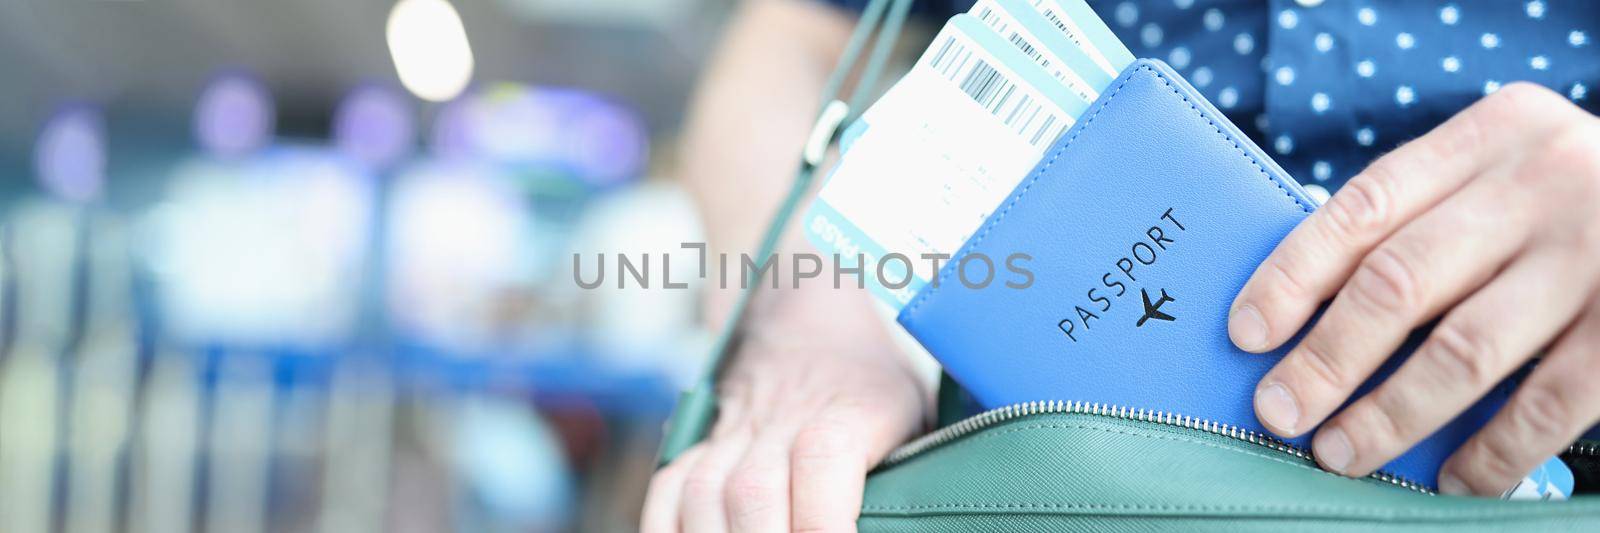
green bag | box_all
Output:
[656,0,1600,529]
[859,394,1600,531]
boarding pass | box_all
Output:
[804,1,1130,308]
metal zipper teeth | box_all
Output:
[882,400,1432,494]
[1568,441,1600,457]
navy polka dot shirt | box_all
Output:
[821,0,1600,197]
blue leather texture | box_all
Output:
[896,59,1512,490]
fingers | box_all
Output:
[1253,181,1529,438]
[791,398,916,533]
[1311,247,1593,477]
[643,444,705,533]
[1229,83,1569,354]
[790,417,869,533]
[644,385,920,533]
[680,427,754,533]
[1440,305,1600,496]
[725,425,801,532]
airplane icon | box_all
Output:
[1137,288,1175,327]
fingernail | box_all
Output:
[1438,473,1470,496]
[1229,304,1268,351]
[1255,382,1300,434]
[1314,427,1354,474]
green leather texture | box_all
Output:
[860,411,1600,531]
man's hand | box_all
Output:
[650,0,923,529]
[1228,82,1600,496]
[641,283,929,533]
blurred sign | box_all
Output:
[447,84,648,188]
[146,148,372,347]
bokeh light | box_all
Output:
[193,73,275,159]
[334,83,416,170]
[33,105,106,203]
[386,0,475,103]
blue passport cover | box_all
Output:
[896,59,1511,489]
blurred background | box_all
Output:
[0,0,726,531]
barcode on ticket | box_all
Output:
[973,6,1056,81]
[1036,7,1073,42]
[926,35,1066,148]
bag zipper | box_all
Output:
[1568,441,1600,457]
[880,399,1432,494]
